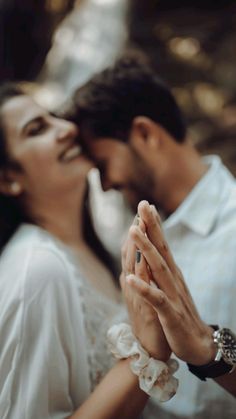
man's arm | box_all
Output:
[125,200,236,397]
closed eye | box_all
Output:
[27,120,47,136]
[24,117,48,137]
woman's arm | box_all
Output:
[70,359,148,419]
[11,246,150,419]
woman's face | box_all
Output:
[1,95,93,201]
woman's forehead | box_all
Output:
[1,95,45,137]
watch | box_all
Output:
[187,326,236,381]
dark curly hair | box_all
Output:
[67,56,186,143]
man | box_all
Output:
[66,57,236,418]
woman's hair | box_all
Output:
[0,83,118,278]
[0,83,28,251]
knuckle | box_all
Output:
[151,262,167,277]
[129,225,139,240]
[142,240,151,253]
[160,262,167,272]
[157,290,166,305]
[160,240,169,253]
[140,284,150,298]
[126,260,134,274]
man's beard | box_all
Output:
[123,174,157,213]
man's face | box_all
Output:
[83,137,156,212]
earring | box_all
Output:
[10,182,21,194]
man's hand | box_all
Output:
[126,200,216,366]
[121,214,171,361]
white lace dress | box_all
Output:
[78,267,125,392]
[0,223,125,419]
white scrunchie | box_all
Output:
[107,323,179,402]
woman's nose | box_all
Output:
[57,120,78,142]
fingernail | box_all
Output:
[134,214,140,226]
[126,274,137,284]
[150,204,157,214]
[150,204,161,222]
[136,250,141,263]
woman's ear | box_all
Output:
[129,116,161,153]
[0,170,23,196]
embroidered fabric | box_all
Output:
[59,242,126,392]
[32,225,126,393]
[80,282,125,391]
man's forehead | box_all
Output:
[89,140,124,158]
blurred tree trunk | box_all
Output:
[0,0,74,80]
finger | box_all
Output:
[134,216,151,283]
[138,201,177,274]
[129,226,176,295]
[119,272,126,291]
[126,274,170,309]
[123,214,140,274]
[135,249,151,284]
[126,275,181,338]
[121,239,127,272]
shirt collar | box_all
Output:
[163,155,231,236]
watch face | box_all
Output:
[217,328,236,365]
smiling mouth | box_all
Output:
[59,145,82,162]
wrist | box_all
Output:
[190,325,217,366]
[187,325,236,381]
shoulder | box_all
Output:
[0,224,80,305]
[24,244,78,307]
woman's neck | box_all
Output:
[27,191,87,248]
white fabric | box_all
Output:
[0,224,122,419]
[143,155,236,419]
[107,323,179,402]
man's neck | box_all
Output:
[158,145,208,215]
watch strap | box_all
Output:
[187,325,233,381]
[187,357,232,381]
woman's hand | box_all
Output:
[126,200,216,366]
[121,214,171,361]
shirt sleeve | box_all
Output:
[7,247,90,419]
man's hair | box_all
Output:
[70,57,186,142]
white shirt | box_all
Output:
[143,155,236,418]
[0,224,121,419]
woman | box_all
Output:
[0,83,173,419]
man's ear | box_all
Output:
[129,116,161,153]
[0,169,23,197]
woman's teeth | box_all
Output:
[61,145,82,162]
